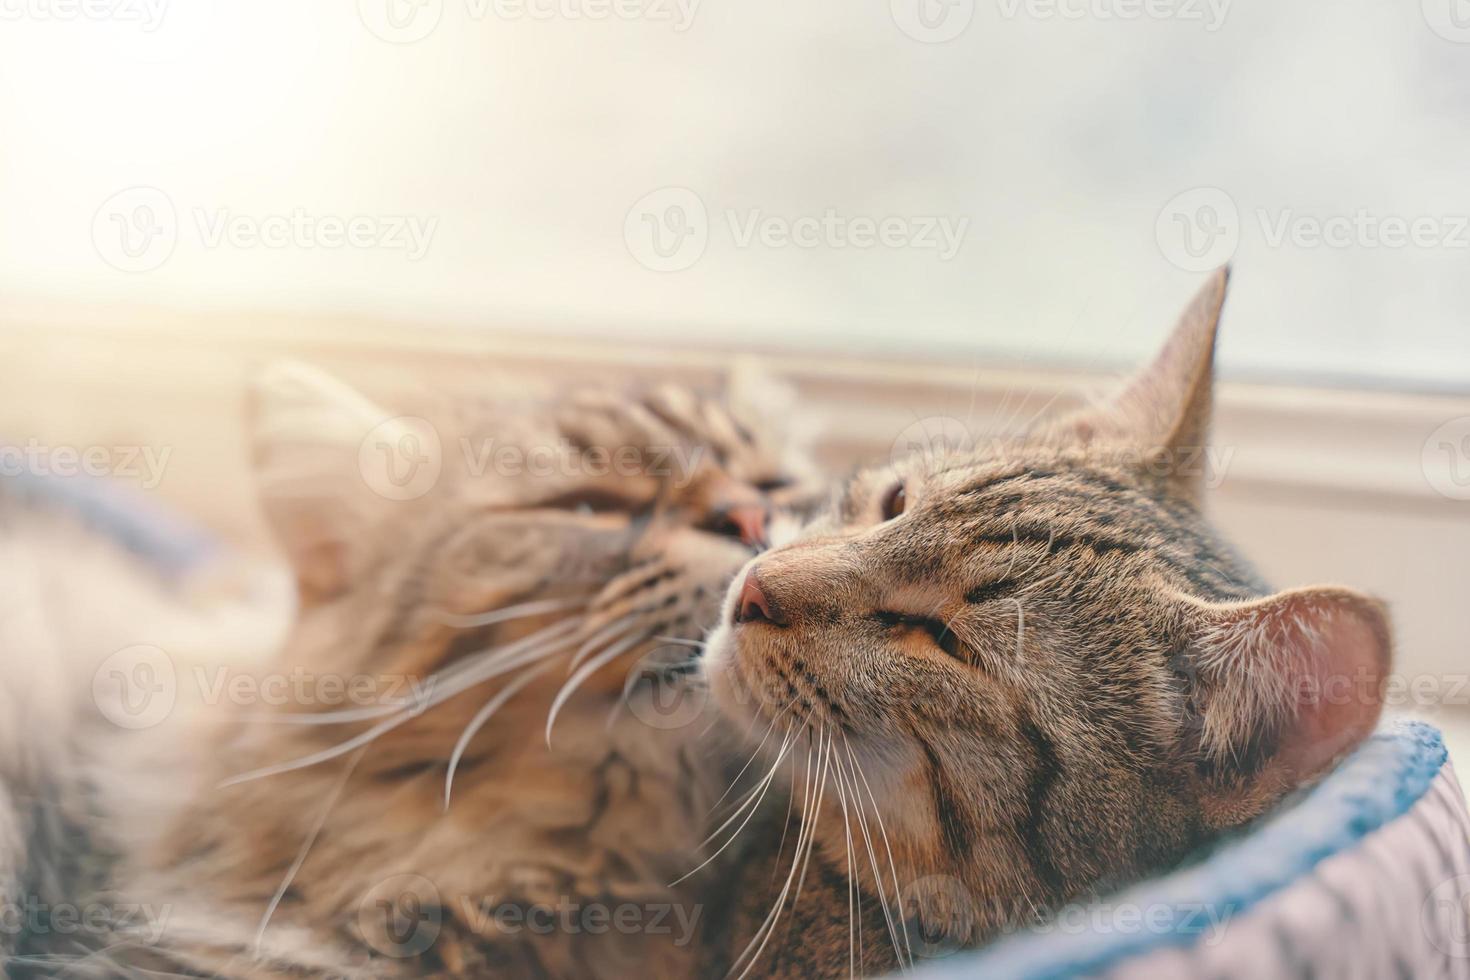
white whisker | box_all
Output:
[728,732,821,980]
[545,627,647,746]
[444,660,555,811]
[566,616,639,673]
[843,733,913,969]
[671,730,794,888]
[784,728,833,949]
[710,697,798,813]
[254,746,364,950]
[831,740,858,979]
[258,616,584,726]
[1005,596,1026,662]
[220,626,581,787]
[429,595,585,629]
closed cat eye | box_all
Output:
[881,483,906,520]
[873,610,962,660]
[534,487,647,515]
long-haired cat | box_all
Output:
[698,269,1391,977]
[4,370,813,978]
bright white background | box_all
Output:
[1,0,1469,388]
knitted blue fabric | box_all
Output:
[913,719,1448,979]
[4,468,218,577]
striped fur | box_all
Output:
[699,269,1393,977]
[0,373,815,978]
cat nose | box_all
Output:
[719,504,769,549]
[735,566,787,626]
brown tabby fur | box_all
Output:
[700,269,1392,977]
[2,270,1391,980]
[84,373,816,978]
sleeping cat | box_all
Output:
[698,269,1391,977]
[3,270,1390,980]
[3,370,814,978]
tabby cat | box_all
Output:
[698,269,1391,977]
[2,271,1389,980]
[4,369,813,977]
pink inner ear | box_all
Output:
[1272,592,1390,780]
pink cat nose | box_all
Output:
[735,566,787,626]
[722,504,769,549]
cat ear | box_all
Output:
[248,361,439,602]
[1179,585,1390,821]
[1048,267,1229,501]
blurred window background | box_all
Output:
[1,1,1469,388]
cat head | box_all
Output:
[249,366,813,601]
[244,365,815,755]
[700,269,1391,944]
